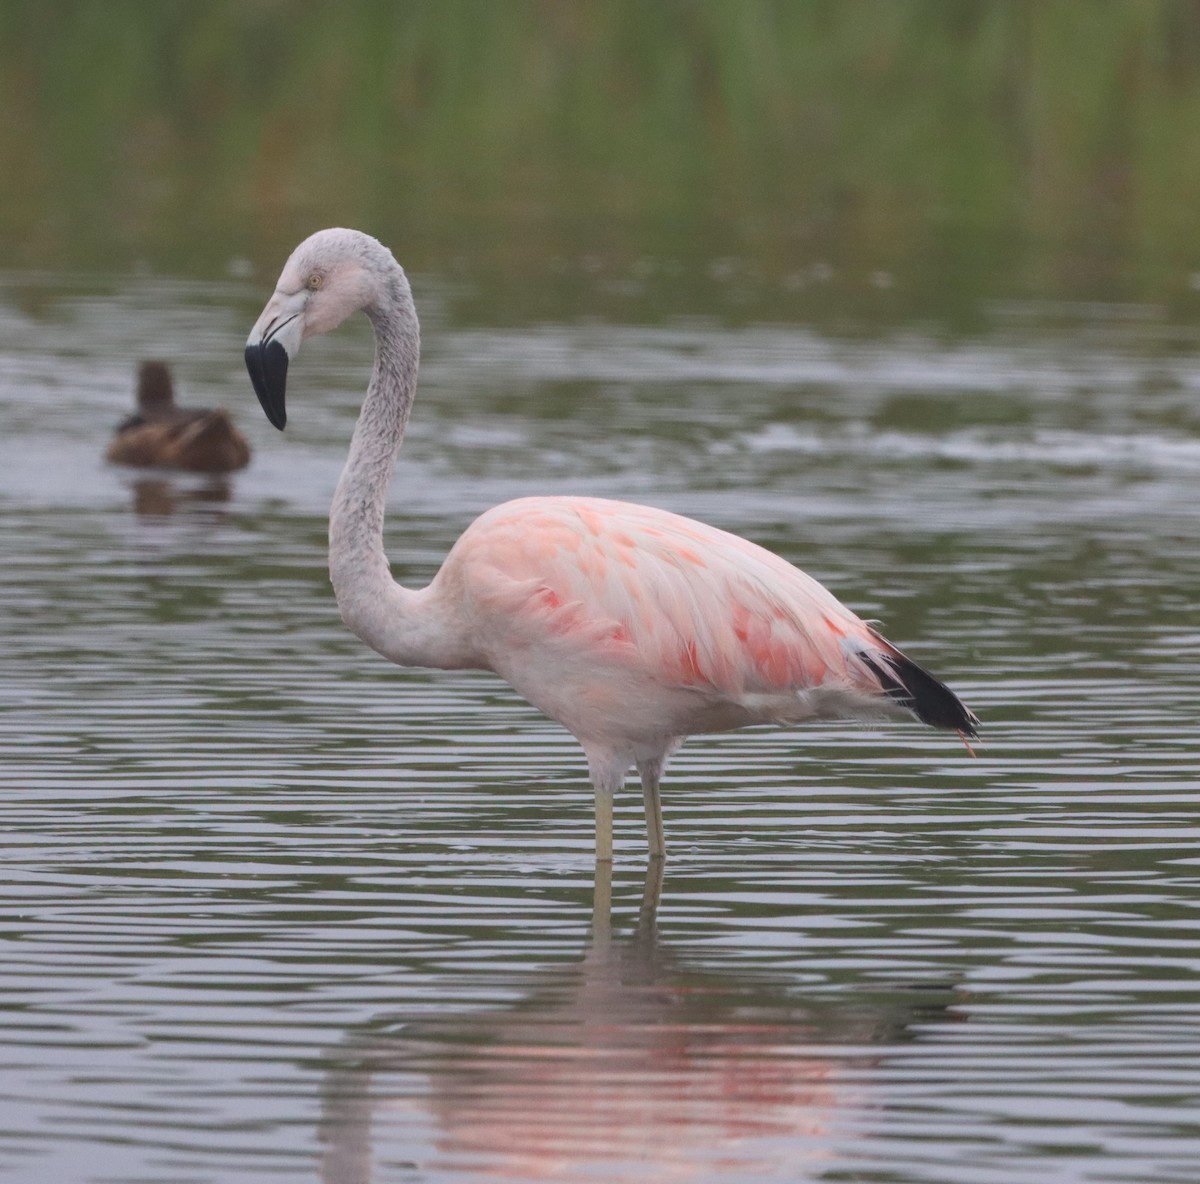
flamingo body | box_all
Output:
[245,228,977,861]
[444,495,914,746]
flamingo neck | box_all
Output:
[328,290,465,669]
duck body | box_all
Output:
[107,361,250,473]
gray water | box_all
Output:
[2,271,1200,1183]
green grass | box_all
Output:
[4,0,1200,323]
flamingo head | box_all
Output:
[244,228,401,430]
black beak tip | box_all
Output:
[245,341,288,431]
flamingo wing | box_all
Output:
[445,496,973,734]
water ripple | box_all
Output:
[1,276,1199,1181]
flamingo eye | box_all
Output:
[307,272,324,290]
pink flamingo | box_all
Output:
[245,229,977,862]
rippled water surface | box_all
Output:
[2,272,1200,1183]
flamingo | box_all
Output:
[245,228,977,862]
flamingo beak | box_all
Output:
[245,293,306,431]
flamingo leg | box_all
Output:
[587,749,629,863]
[637,757,667,860]
[594,787,614,863]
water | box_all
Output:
[2,269,1200,1183]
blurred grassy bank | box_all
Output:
[3,0,1200,325]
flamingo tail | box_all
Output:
[861,647,979,738]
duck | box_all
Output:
[106,361,250,473]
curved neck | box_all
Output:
[328,291,467,669]
[329,301,418,592]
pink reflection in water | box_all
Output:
[320,867,951,1182]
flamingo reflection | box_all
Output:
[318,864,958,1183]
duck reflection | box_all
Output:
[318,864,958,1183]
[128,474,233,518]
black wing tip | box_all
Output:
[863,650,979,737]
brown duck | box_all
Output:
[106,361,250,473]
